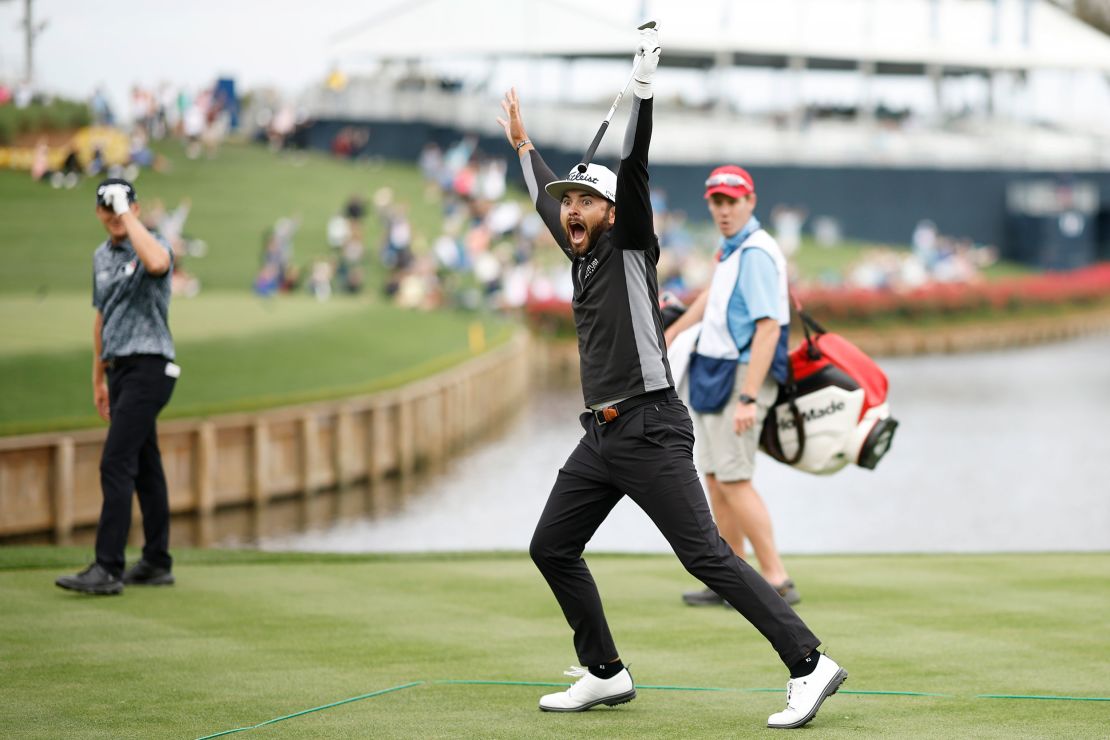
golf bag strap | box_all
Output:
[779,361,806,465]
[779,290,808,465]
[792,292,827,360]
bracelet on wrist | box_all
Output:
[515,139,531,151]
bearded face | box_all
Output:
[560,190,615,257]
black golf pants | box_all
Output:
[96,356,176,577]
[529,392,820,669]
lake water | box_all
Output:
[262,335,1110,555]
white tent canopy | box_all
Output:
[330,0,1110,74]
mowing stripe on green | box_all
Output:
[194,682,424,739]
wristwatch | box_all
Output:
[738,393,757,405]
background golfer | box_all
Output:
[56,178,179,596]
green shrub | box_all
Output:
[0,107,14,145]
[0,98,92,143]
[15,104,41,135]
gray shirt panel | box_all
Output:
[92,236,175,360]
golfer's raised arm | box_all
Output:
[614,26,661,249]
[497,88,570,257]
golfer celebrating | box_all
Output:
[496,26,846,729]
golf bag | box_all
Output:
[760,311,898,475]
[660,293,898,475]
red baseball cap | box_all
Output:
[704,165,754,199]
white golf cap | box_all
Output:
[545,163,617,203]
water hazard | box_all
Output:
[261,335,1110,554]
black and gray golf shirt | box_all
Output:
[521,96,673,408]
[92,236,175,361]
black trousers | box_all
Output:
[96,356,176,576]
[529,391,819,669]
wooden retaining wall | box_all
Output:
[0,332,531,545]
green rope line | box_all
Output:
[977,694,1110,702]
[194,682,423,740]
[841,689,953,697]
[436,680,949,697]
[438,680,1110,701]
[436,679,569,688]
[639,684,740,692]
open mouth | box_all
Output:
[568,222,587,242]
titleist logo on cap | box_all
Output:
[568,172,599,184]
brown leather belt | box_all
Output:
[592,388,675,425]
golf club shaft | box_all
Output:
[576,56,644,173]
[576,20,656,173]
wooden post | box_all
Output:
[195,422,217,547]
[433,386,448,469]
[251,420,270,541]
[335,406,352,490]
[300,414,319,528]
[445,382,459,455]
[52,438,75,545]
[367,403,388,516]
[367,405,383,483]
[398,398,415,479]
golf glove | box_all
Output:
[101,184,131,215]
[633,25,661,99]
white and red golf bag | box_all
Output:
[661,293,898,476]
[759,311,898,475]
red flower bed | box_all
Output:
[524,264,1110,332]
[795,264,1110,324]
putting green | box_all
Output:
[3,549,1107,738]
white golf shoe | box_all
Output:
[767,653,847,729]
[538,666,636,712]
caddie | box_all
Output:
[664,165,803,608]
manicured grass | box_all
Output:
[2,549,1108,738]
[0,292,378,357]
[0,141,447,294]
[0,292,511,435]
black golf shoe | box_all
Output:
[55,563,123,595]
[681,587,725,606]
[774,579,802,606]
[123,560,175,586]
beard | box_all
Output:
[566,218,613,257]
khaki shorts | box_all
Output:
[691,363,779,482]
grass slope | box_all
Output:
[0,142,445,294]
[2,549,1108,739]
[0,295,510,434]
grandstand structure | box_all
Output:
[305,0,1110,265]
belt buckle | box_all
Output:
[595,407,619,425]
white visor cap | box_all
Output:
[545,163,617,203]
